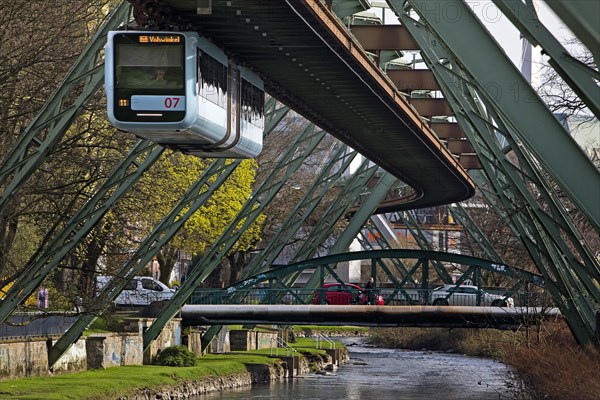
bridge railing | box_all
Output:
[186,287,555,307]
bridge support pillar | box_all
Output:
[325,348,341,367]
[280,355,300,378]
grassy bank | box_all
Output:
[368,320,600,400]
[0,337,338,400]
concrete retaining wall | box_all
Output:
[229,330,278,351]
[0,318,181,381]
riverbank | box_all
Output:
[0,337,348,399]
[367,320,600,400]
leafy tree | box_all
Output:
[132,152,264,287]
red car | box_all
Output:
[313,283,384,305]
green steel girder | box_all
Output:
[385,260,424,303]
[203,142,359,336]
[218,249,544,296]
[371,214,415,253]
[203,156,386,347]
[471,88,600,340]
[398,0,600,230]
[449,203,503,263]
[491,0,600,118]
[250,166,394,309]
[484,106,600,274]
[357,220,415,283]
[393,2,600,344]
[470,99,600,290]
[241,143,358,279]
[302,172,399,290]
[48,99,289,366]
[473,168,598,343]
[0,2,131,213]
[0,140,162,325]
[394,211,452,282]
[292,163,385,265]
[277,159,377,272]
[143,116,328,350]
[48,157,240,368]
[543,0,600,66]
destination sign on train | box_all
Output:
[138,35,181,44]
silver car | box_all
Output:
[430,284,514,307]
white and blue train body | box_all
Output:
[105,31,264,158]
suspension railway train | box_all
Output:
[105,31,265,158]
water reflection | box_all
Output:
[194,339,515,400]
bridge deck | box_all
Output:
[132,0,475,209]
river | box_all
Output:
[192,338,518,399]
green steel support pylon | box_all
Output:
[397,0,600,230]
[392,0,600,344]
[0,1,131,213]
[243,143,358,279]
[47,99,288,367]
[449,203,503,263]
[144,119,328,350]
[491,0,600,117]
[302,172,398,290]
[48,158,239,368]
[0,140,162,326]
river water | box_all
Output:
[194,338,517,400]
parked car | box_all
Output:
[96,276,175,306]
[430,284,514,307]
[313,283,384,305]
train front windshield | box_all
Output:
[112,33,185,122]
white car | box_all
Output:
[96,276,175,306]
[430,284,514,307]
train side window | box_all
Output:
[241,79,264,128]
[198,50,227,109]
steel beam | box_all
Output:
[409,98,454,117]
[48,99,289,367]
[349,24,419,50]
[48,158,240,368]
[181,304,559,329]
[544,0,600,66]
[431,122,464,139]
[392,2,599,343]
[386,69,441,91]
[143,119,327,350]
[242,144,358,279]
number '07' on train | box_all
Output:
[105,31,265,158]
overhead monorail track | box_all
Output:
[129,0,475,210]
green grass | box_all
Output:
[0,328,348,400]
[294,325,368,334]
[0,354,279,400]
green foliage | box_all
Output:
[153,345,198,367]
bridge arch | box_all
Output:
[207,250,544,305]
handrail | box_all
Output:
[270,336,297,356]
[315,332,335,349]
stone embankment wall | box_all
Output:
[0,319,350,400]
[0,318,181,380]
[120,345,350,400]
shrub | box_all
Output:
[154,345,198,367]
